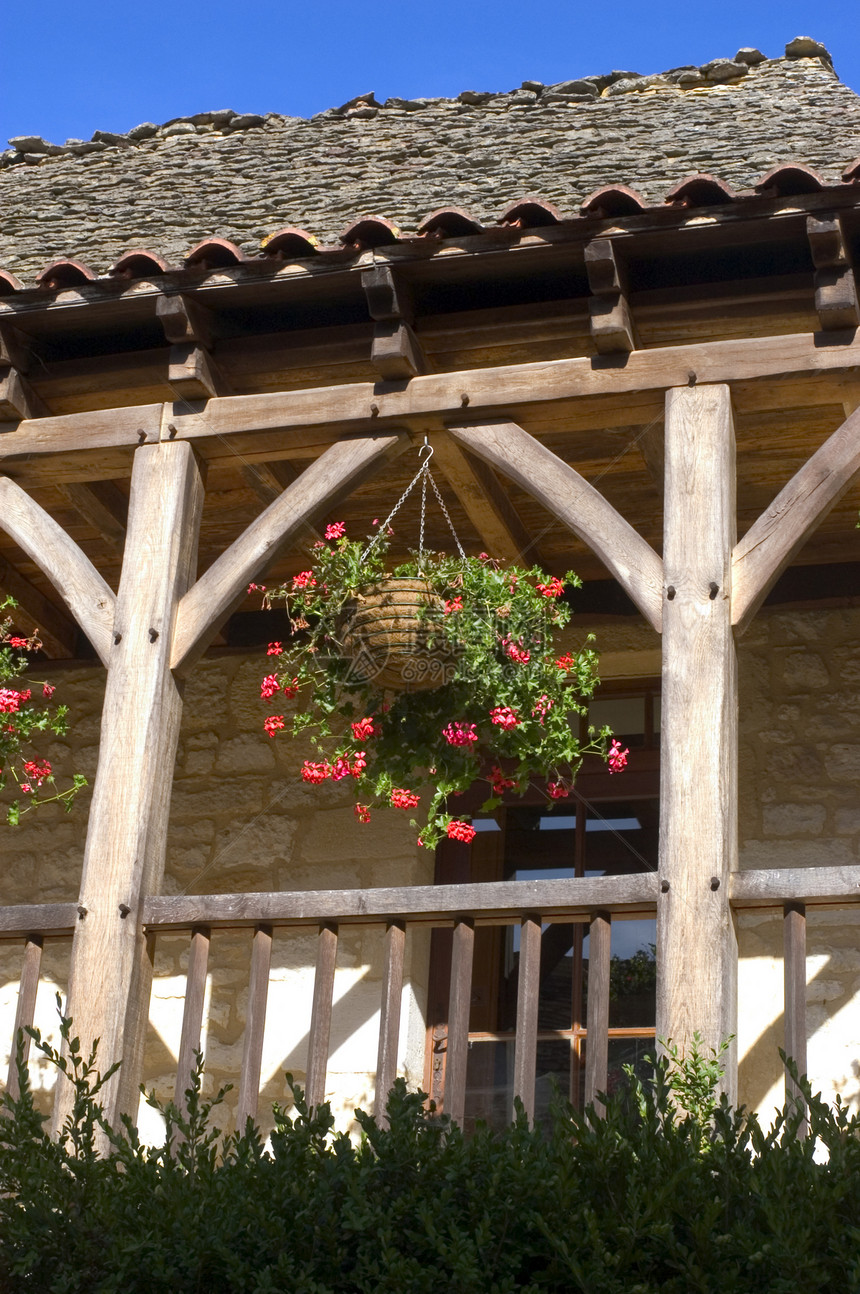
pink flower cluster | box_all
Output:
[555,652,574,672]
[443,721,478,747]
[490,766,517,795]
[303,752,367,782]
[0,688,29,713]
[547,781,570,800]
[263,715,285,736]
[447,819,476,843]
[325,522,346,540]
[444,596,463,616]
[351,717,375,741]
[354,804,371,823]
[302,761,331,784]
[267,642,283,656]
[490,706,519,730]
[22,758,51,786]
[502,637,530,664]
[260,674,280,700]
[536,577,564,598]
[532,694,553,723]
[391,788,420,809]
[608,739,629,775]
[292,571,316,590]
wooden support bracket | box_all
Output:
[447,421,663,632]
[732,403,860,635]
[0,323,50,422]
[429,431,536,564]
[157,294,231,399]
[585,238,637,354]
[807,214,860,331]
[362,264,429,379]
[0,476,117,663]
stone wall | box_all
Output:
[2,49,858,282]
[1,603,859,1131]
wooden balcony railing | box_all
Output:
[2,866,859,1126]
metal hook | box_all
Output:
[419,436,434,463]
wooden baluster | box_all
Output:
[584,911,611,1115]
[174,926,210,1118]
[5,935,43,1101]
[375,921,406,1126]
[306,923,338,1110]
[784,901,808,1136]
[236,924,273,1128]
[513,916,542,1123]
[444,918,475,1125]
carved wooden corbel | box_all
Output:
[807,213,860,331]
[156,293,232,399]
[584,238,637,354]
[362,265,428,379]
[0,324,49,421]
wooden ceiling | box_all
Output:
[2,189,860,659]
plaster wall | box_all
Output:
[1,604,859,1133]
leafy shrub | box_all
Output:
[2,1015,859,1293]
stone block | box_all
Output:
[825,745,860,783]
[762,803,826,836]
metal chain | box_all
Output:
[361,439,465,564]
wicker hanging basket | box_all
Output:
[339,577,457,692]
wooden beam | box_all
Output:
[58,481,127,549]
[306,923,338,1109]
[5,935,43,1102]
[174,926,210,1120]
[0,476,116,666]
[55,440,206,1139]
[807,214,860,332]
[240,460,324,543]
[732,405,860,635]
[0,554,77,658]
[429,432,535,564]
[374,920,406,1126]
[783,902,808,1133]
[170,431,404,675]
[445,919,474,1124]
[167,343,231,401]
[448,421,663,632]
[236,924,273,1127]
[584,911,611,1113]
[512,915,541,1123]
[363,266,428,380]
[657,384,737,1100]
[141,874,660,931]
[730,865,860,906]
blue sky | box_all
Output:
[2,1,857,145]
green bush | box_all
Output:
[2,1013,860,1293]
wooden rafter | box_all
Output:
[170,431,406,674]
[58,480,127,548]
[240,460,323,542]
[0,476,116,665]
[446,420,664,632]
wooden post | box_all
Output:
[374,920,406,1125]
[306,923,338,1110]
[236,924,273,1128]
[174,926,211,1118]
[5,935,43,1101]
[657,384,738,1101]
[512,916,541,1123]
[55,441,205,1136]
[584,911,611,1114]
[783,902,808,1135]
[445,919,475,1125]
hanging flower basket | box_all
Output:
[255,451,627,849]
[339,577,457,692]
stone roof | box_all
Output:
[2,40,860,283]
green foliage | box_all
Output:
[0,595,87,824]
[260,528,614,847]
[3,1014,860,1292]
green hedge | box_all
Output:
[1,1017,859,1293]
